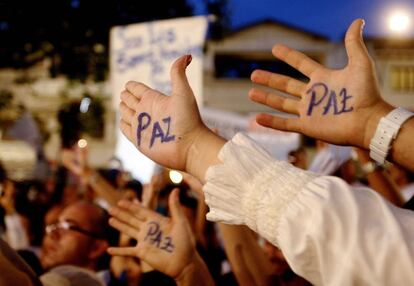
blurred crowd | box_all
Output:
[0,131,412,286]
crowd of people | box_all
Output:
[1,18,414,286]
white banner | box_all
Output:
[110,16,208,182]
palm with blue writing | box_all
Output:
[107,189,197,279]
[249,19,392,149]
[119,54,209,171]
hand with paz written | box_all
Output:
[107,189,197,279]
[119,55,211,172]
[249,19,393,149]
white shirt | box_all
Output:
[203,133,414,286]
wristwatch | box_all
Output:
[369,107,414,165]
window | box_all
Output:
[390,65,414,93]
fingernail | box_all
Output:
[361,19,365,30]
[185,54,192,67]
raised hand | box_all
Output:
[107,189,197,279]
[249,19,392,149]
[119,55,210,172]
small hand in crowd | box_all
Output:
[107,188,197,279]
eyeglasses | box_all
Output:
[45,221,103,239]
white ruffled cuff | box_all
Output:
[203,133,318,245]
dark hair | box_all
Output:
[97,168,120,189]
[123,179,143,201]
[0,162,7,184]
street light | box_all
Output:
[387,10,411,33]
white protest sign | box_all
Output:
[110,16,208,183]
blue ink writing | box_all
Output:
[339,88,353,113]
[162,117,175,142]
[144,221,174,253]
[150,122,165,148]
[136,113,176,148]
[137,112,151,147]
[144,221,160,241]
[323,91,339,115]
[161,237,174,252]
[307,83,328,116]
[306,82,354,116]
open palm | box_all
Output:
[249,19,391,149]
[119,55,208,171]
[108,189,197,278]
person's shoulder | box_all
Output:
[40,265,105,286]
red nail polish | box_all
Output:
[185,54,192,67]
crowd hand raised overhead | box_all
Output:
[250,19,393,150]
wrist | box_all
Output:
[175,253,212,286]
[185,127,226,183]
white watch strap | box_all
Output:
[369,107,414,164]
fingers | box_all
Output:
[109,217,140,238]
[120,89,140,110]
[256,114,301,133]
[125,81,152,101]
[117,200,150,221]
[250,70,306,97]
[110,202,147,224]
[168,188,184,221]
[170,54,193,96]
[120,102,135,123]
[272,44,324,77]
[344,19,371,66]
[120,119,133,141]
[249,88,299,115]
[107,246,137,257]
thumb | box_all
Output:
[345,19,371,66]
[170,55,193,96]
[168,188,184,221]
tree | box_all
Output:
[0,0,194,80]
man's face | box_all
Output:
[40,202,104,270]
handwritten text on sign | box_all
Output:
[111,17,207,96]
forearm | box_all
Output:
[356,149,403,206]
[219,224,274,286]
[366,170,403,206]
[389,117,414,172]
[85,169,121,206]
[0,254,33,286]
[175,253,215,286]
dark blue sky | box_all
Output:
[189,0,414,40]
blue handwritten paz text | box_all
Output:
[306,82,353,116]
[136,112,175,148]
[144,221,174,253]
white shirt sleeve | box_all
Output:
[203,133,414,285]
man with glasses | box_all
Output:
[40,200,116,281]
